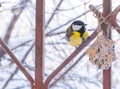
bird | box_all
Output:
[66,20,89,47]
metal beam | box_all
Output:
[102,0,111,89]
[0,38,34,88]
[35,0,44,89]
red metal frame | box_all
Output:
[35,0,44,89]
[0,0,120,89]
[0,38,34,88]
[103,0,111,89]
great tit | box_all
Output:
[66,20,89,47]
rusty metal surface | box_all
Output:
[0,38,34,87]
[103,69,111,89]
[103,0,111,89]
[89,5,120,34]
[35,0,44,89]
[89,0,120,88]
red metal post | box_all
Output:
[35,0,44,89]
[103,70,111,89]
[89,3,120,89]
[102,0,111,89]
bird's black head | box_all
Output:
[71,20,87,34]
[72,20,86,26]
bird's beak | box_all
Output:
[84,24,87,26]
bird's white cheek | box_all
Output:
[72,25,82,30]
[75,25,82,30]
[72,25,75,30]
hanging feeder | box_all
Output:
[86,34,116,70]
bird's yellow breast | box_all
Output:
[68,31,82,47]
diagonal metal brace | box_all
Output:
[89,5,120,34]
[0,38,34,88]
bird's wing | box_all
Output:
[83,31,89,40]
[66,26,73,41]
